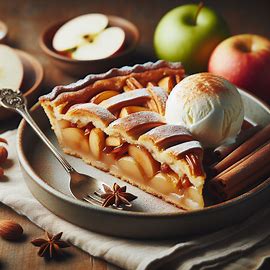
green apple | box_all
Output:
[154,4,230,73]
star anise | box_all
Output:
[31,232,70,259]
[101,183,137,208]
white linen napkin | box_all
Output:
[1,129,270,270]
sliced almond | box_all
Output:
[91,90,119,104]
[126,77,143,90]
[119,106,150,118]
[128,145,159,178]
[158,76,175,93]
[62,128,90,153]
[106,136,123,147]
[89,128,105,159]
[117,156,144,180]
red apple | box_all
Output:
[208,34,270,102]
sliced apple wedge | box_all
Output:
[62,127,90,153]
[119,106,150,118]
[91,90,119,104]
[158,76,175,93]
[72,27,125,60]
[106,136,123,147]
[117,156,144,180]
[89,128,106,159]
[0,45,23,90]
[150,173,177,194]
[53,13,109,52]
[128,145,159,178]
[58,119,71,129]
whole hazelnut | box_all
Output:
[0,220,24,241]
[0,146,8,164]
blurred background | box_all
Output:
[1,0,269,90]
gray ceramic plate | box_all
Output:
[17,89,270,239]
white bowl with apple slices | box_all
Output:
[0,45,44,120]
[40,14,139,77]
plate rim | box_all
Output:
[17,88,270,218]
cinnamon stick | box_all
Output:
[209,168,270,201]
[211,123,270,175]
[214,125,261,160]
[210,142,270,194]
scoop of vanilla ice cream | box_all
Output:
[165,73,244,148]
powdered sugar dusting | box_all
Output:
[99,88,150,111]
[67,103,116,123]
[165,141,203,157]
[142,125,192,142]
[109,111,164,131]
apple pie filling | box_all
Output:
[40,61,206,210]
[55,116,204,210]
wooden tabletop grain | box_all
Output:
[0,0,270,269]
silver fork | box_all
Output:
[0,88,123,209]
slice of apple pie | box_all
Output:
[40,61,206,210]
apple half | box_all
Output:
[52,13,125,61]
[0,44,23,90]
[72,27,125,60]
[53,13,109,51]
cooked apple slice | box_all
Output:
[158,76,175,93]
[128,145,159,178]
[58,120,70,129]
[91,90,119,104]
[119,106,150,118]
[106,136,123,147]
[184,187,204,209]
[0,45,23,90]
[150,173,177,194]
[62,127,90,153]
[89,128,105,159]
[117,156,144,180]
[53,13,109,51]
[72,27,125,60]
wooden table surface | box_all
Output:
[0,0,270,269]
